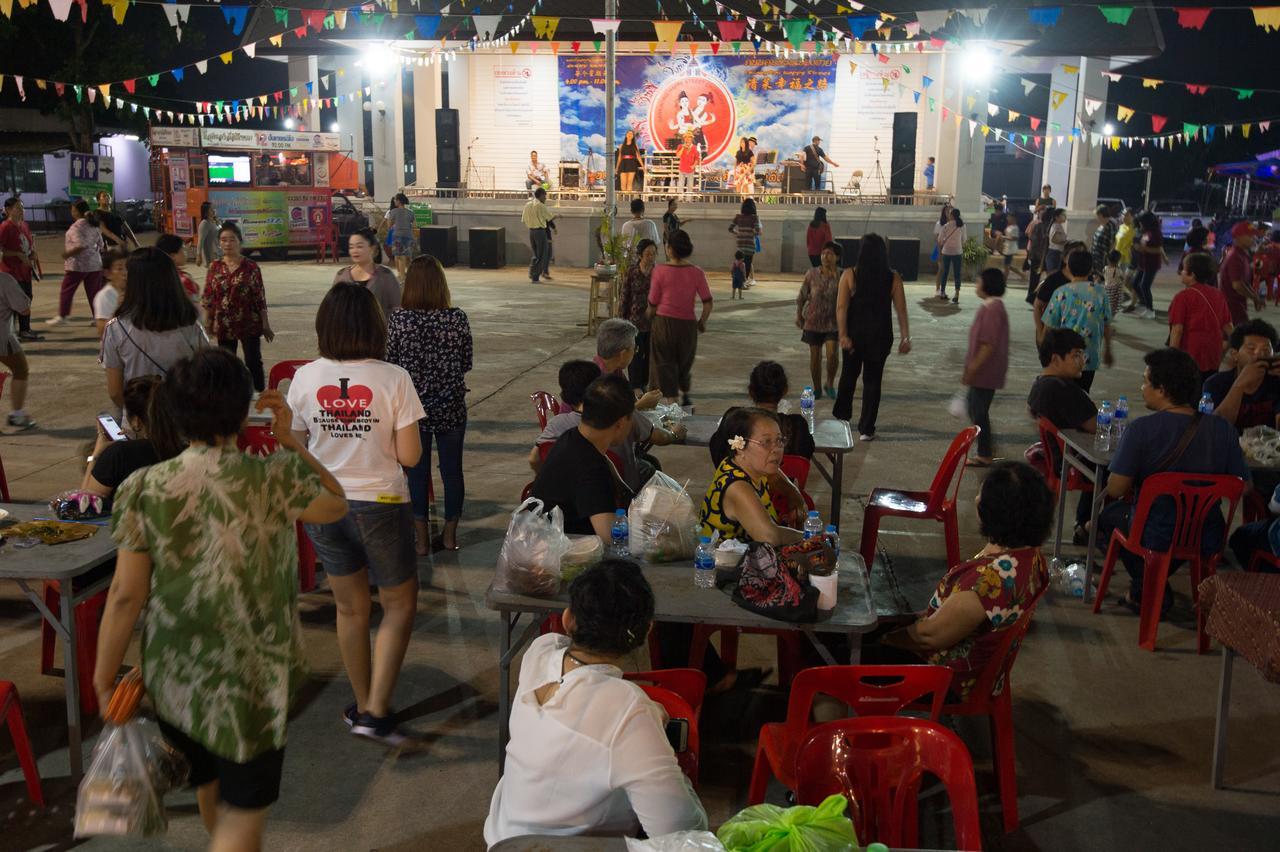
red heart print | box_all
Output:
[316,381,373,422]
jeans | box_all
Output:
[406,421,466,522]
[219,336,264,392]
[938,254,962,294]
[967,386,995,458]
[806,170,823,191]
[59,270,103,318]
[528,228,550,281]
[1131,267,1155,310]
[1044,249,1063,274]
[833,349,887,436]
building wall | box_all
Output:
[460,54,562,191]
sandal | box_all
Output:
[430,534,460,552]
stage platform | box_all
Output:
[404,190,951,275]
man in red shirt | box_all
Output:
[676,132,701,197]
[0,197,39,340]
[1169,252,1233,382]
[1220,220,1261,326]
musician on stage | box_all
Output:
[676,132,701,196]
[802,136,839,191]
[525,150,550,193]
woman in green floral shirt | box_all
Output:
[883,461,1052,701]
[94,348,347,850]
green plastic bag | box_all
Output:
[716,794,858,852]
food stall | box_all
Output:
[149,127,360,254]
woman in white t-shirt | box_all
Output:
[287,284,424,746]
[935,207,966,303]
[93,248,128,338]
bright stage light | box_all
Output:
[330,122,340,133]
[283,117,295,129]
[1103,123,1115,136]
[361,46,394,79]
[961,44,995,83]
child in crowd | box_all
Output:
[1103,250,1124,315]
[93,248,129,338]
[155,233,202,312]
[731,250,746,300]
[1001,222,1021,279]
[962,268,1010,465]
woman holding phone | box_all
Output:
[82,376,184,509]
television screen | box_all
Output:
[208,155,251,185]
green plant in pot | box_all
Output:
[595,206,630,281]
[961,236,990,281]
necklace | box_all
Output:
[564,648,606,669]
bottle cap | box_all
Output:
[615,508,625,516]
[808,510,819,518]
[825,524,837,532]
[699,536,711,544]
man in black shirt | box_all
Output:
[530,373,635,541]
[1027,328,1097,535]
[95,190,133,250]
[1033,245,1089,344]
[985,203,1009,251]
[802,136,839,191]
[1203,318,1280,433]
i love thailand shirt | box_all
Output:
[286,358,425,502]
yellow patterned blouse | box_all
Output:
[700,458,778,542]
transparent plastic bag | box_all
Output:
[628,472,700,563]
[627,831,726,851]
[655,402,690,426]
[560,534,604,584]
[75,720,175,837]
[717,794,858,851]
[495,498,571,597]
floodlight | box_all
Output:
[330,122,340,133]
[283,117,295,129]
[961,44,994,83]
[1103,123,1115,136]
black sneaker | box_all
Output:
[342,703,358,728]
[351,712,408,747]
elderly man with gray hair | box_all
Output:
[595,317,662,409]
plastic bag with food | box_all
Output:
[626,831,726,851]
[560,534,604,584]
[629,472,700,563]
[717,794,857,851]
[495,498,572,597]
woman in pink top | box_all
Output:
[645,229,713,405]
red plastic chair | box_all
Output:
[793,717,981,850]
[748,664,953,804]
[1243,488,1269,524]
[686,625,805,690]
[315,224,339,263]
[236,426,319,592]
[1036,417,1095,498]
[859,426,979,571]
[530,391,559,430]
[39,584,107,716]
[624,668,707,719]
[772,455,816,518]
[1092,472,1245,653]
[1248,550,1280,572]
[268,359,312,391]
[636,683,701,785]
[0,681,44,807]
[905,582,1046,834]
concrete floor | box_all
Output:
[1,236,1278,851]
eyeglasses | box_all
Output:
[747,437,785,452]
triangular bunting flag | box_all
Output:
[1117,105,1135,122]
[473,15,501,40]
[1151,114,1166,133]
[653,20,682,45]
[1008,109,1020,121]
[1185,84,1208,95]
[1183,122,1200,139]
[47,0,72,21]
[1254,7,1280,31]
[1142,78,1162,89]
[1083,97,1102,116]
[1098,6,1134,26]
[590,18,622,35]
[782,19,810,50]
[987,103,998,117]
[1028,6,1062,27]
[717,20,747,41]
[1175,8,1211,29]
[1030,116,1041,131]
[1237,88,1255,100]
[1050,90,1068,109]
[243,43,256,59]
[416,15,441,39]
[219,51,234,65]
[531,16,560,40]
[921,75,933,88]
[223,6,248,35]
[269,34,284,47]
[958,8,990,26]
[915,10,949,32]
[105,0,128,25]
[1021,77,1036,96]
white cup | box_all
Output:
[811,570,839,610]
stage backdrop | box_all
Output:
[558,54,838,169]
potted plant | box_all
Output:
[595,206,630,282]
[961,236,990,281]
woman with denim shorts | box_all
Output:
[386,192,416,281]
[287,284,425,745]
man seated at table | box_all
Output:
[594,318,661,409]
[531,360,684,494]
[1203,318,1280,433]
[1095,348,1250,616]
[1228,482,1280,571]
[1027,328,1098,543]
[530,374,638,541]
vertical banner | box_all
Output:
[169,155,191,236]
[558,54,838,167]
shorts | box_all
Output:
[304,500,416,587]
[390,234,414,258]
[156,718,285,810]
[0,331,21,356]
[801,330,838,345]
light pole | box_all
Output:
[604,0,616,226]
[1141,157,1152,209]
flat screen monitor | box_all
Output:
[208,155,252,186]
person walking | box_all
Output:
[0,269,34,428]
[203,221,273,393]
[834,234,912,440]
[522,187,554,283]
[729,198,761,287]
[49,199,103,325]
[1044,208,1069,274]
[333,226,401,318]
[1220,221,1262,326]
[0,197,39,341]
[935,207,965,303]
[806,207,832,268]
[1130,211,1166,319]
[646,229,712,406]
[1091,204,1118,281]
[796,241,842,399]
[1025,205,1053,305]
[1115,208,1138,310]
[287,284,425,745]
[618,238,657,392]
[620,199,660,261]
[384,193,416,280]
[661,199,682,246]
[962,269,1010,465]
[95,191,135,252]
[195,201,220,267]
[94,348,348,852]
[386,255,473,556]
[101,248,209,415]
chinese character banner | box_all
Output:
[558,54,838,169]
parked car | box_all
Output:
[1152,200,1203,241]
[1097,197,1127,219]
[330,192,371,256]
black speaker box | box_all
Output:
[469,226,505,269]
[890,111,917,197]
[888,237,920,281]
[420,225,458,267]
[436,108,460,186]
[835,236,861,268]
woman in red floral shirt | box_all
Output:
[883,461,1052,701]
[203,221,274,391]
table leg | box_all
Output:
[61,578,83,778]
[1052,447,1071,567]
[1083,460,1105,604]
[1211,646,1235,789]
[829,452,844,529]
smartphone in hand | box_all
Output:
[97,414,128,442]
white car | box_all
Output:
[1151,200,1203,241]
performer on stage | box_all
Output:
[733,137,756,197]
[617,130,641,193]
[525,151,550,193]
[802,136,839,191]
[676,132,701,196]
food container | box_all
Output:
[811,569,839,610]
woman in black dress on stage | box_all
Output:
[617,130,641,192]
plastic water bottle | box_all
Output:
[803,510,824,540]
[1199,392,1215,415]
[1113,395,1129,445]
[800,386,816,433]
[1094,401,1113,453]
[825,524,840,560]
[694,536,716,588]
[610,509,630,557]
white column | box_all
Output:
[413,63,441,188]
[932,51,986,216]
[335,67,365,191]
[1041,63,1079,206]
[369,65,405,199]
[1065,57,1110,214]
[288,56,320,131]
[917,53,944,193]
